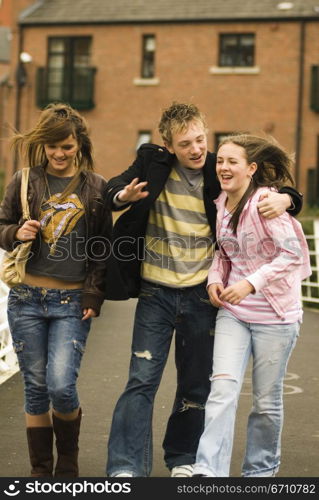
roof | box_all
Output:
[19,0,319,25]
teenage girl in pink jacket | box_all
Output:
[193,134,311,478]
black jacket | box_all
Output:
[105,143,303,300]
[0,165,112,315]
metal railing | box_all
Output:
[300,218,319,305]
[36,66,96,110]
[0,277,19,384]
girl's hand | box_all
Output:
[117,178,149,203]
[207,283,225,307]
[82,308,97,320]
[220,280,255,305]
[15,220,40,241]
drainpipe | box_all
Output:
[13,24,26,173]
[295,20,305,190]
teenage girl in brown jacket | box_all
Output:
[0,103,112,477]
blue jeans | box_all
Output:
[7,284,91,415]
[193,309,299,477]
[106,280,217,477]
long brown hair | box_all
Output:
[217,134,295,233]
[11,102,94,199]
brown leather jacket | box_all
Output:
[0,165,112,315]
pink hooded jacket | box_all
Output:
[208,188,312,319]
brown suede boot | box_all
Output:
[53,409,82,477]
[26,426,54,477]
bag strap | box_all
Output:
[20,168,31,221]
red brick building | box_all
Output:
[1,0,319,203]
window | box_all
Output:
[36,37,96,110]
[311,65,319,112]
[219,34,255,67]
[141,35,156,78]
[306,135,319,206]
[0,27,11,63]
[136,131,152,150]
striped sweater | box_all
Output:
[141,164,214,287]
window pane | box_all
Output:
[142,35,155,78]
[49,39,65,53]
[73,38,91,67]
[0,27,11,63]
[221,36,237,48]
[220,35,237,66]
[72,68,90,100]
[48,55,64,69]
[238,34,254,66]
[47,68,64,100]
[48,39,66,99]
[136,131,152,149]
[145,37,156,52]
[241,35,254,46]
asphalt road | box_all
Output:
[0,300,318,478]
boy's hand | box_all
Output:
[117,178,149,203]
[257,192,291,219]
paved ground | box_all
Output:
[0,300,318,478]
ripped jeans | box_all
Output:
[106,279,217,477]
[7,284,91,415]
[193,309,299,477]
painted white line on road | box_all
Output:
[240,372,303,395]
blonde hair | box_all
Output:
[158,102,207,146]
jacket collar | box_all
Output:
[214,187,274,226]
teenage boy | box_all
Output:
[105,102,302,477]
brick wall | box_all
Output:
[3,19,319,200]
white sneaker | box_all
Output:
[113,472,133,477]
[171,464,194,477]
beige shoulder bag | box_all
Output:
[0,168,33,288]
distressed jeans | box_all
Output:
[106,279,217,477]
[193,309,299,477]
[7,284,91,415]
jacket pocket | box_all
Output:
[90,197,104,217]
